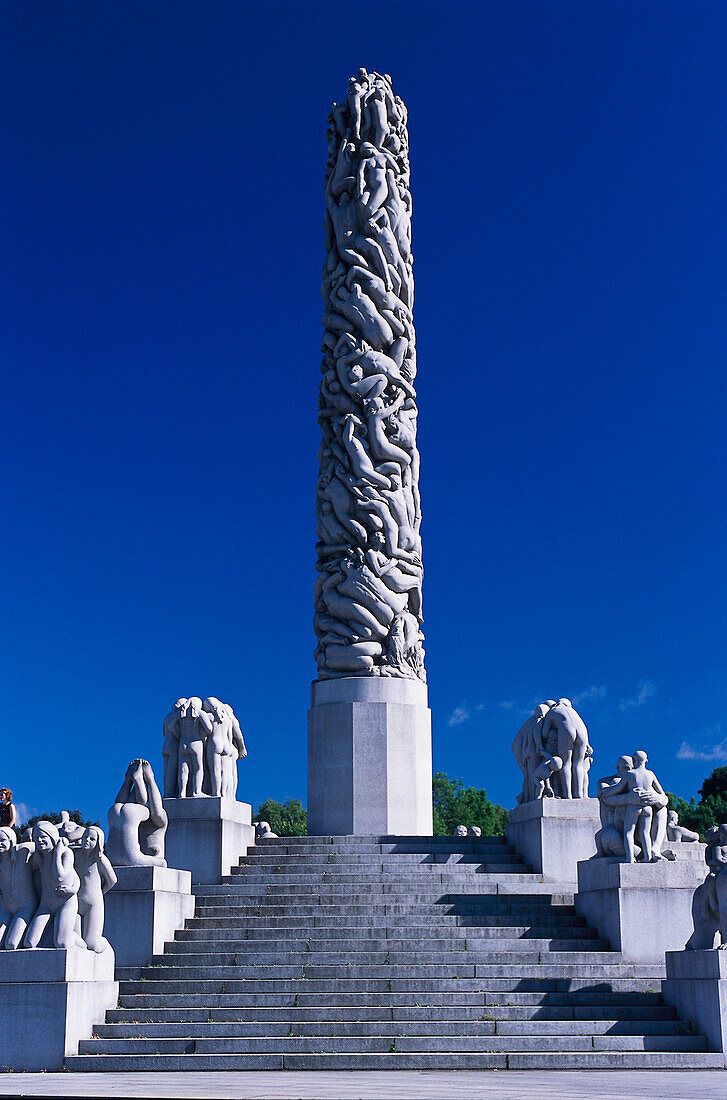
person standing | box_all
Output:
[0,789,16,829]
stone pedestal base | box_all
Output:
[663,950,727,1058]
[0,947,117,1070]
[506,798,600,883]
[163,797,255,884]
[307,677,432,836]
[576,858,708,963]
[104,865,194,966]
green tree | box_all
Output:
[667,767,727,838]
[432,772,508,837]
[255,798,307,837]
[15,809,98,838]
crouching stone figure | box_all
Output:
[686,824,727,950]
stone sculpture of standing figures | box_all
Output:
[24,821,84,949]
[594,752,669,862]
[512,698,592,802]
[0,827,38,950]
[74,826,117,953]
[163,696,246,799]
[107,759,167,867]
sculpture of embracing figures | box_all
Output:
[512,698,592,802]
[594,751,669,862]
[162,696,247,799]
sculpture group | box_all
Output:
[162,697,246,799]
[512,698,592,801]
[0,817,116,952]
[315,69,425,682]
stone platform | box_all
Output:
[163,796,255,884]
[66,835,718,1071]
[104,865,195,966]
[506,798,600,883]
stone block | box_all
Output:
[0,946,117,1071]
[307,676,433,836]
[505,798,600,883]
[104,865,195,966]
[663,949,727,1059]
[575,857,708,963]
[163,797,255,884]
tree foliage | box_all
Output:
[255,798,307,837]
[668,767,727,838]
[432,772,508,837]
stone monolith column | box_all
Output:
[308,70,432,836]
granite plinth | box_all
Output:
[163,797,255,884]
[0,947,117,1071]
[576,858,708,963]
[506,798,600,883]
[663,949,727,1059]
[307,677,433,837]
[103,865,194,966]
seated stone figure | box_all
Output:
[24,821,85,949]
[107,759,167,867]
[686,825,727,950]
[255,821,278,840]
[0,827,39,950]
[74,826,117,953]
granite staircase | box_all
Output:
[68,835,721,1070]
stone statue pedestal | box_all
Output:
[104,865,194,967]
[506,798,600,883]
[0,946,117,1070]
[663,950,727,1058]
[307,677,433,836]
[163,797,255,884]
[575,858,709,963]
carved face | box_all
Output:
[0,830,13,853]
[34,831,54,852]
[82,830,99,852]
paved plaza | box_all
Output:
[0,1070,725,1099]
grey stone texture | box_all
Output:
[576,857,709,963]
[663,949,727,1060]
[65,834,719,1071]
[506,797,600,883]
[513,700,592,802]
[104,866,194,967]
[315,70,424,684]
[308,676,432,836]
[163,797,255,885]
[0,946,117,1070]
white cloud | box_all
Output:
[619,681,656,711]
[572,685,607,706]
[13,803,35,825]
[677,731,727,763]
[499,700,516,711]
[447,705,471,727]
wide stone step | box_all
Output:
[256,836,509,848]
[76,1033,708,1054]
[121,962,659,984]
[114,989,672,1012]
[117,975,666,995]
[92,1017,688,1040]
[187,912,585,930]
[66,1051,726,1071]
[161,940,612,959]
[176,925,598,943]
[197,878,547,893]
[192,898,574,916]
[106,1002,679,1024]
[237,853,525,867]
[228,865,529,879]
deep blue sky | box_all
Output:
[3,1,727,827]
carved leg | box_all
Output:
[55,897,82,950]
[4,903,36,950]
[24,906,51,948]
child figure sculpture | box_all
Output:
[0,827,39,950]
[24,821,84,949]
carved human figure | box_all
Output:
[24,821,84,949]
[255,821,278,840]
[162,698,187,798]
[667,810,700,844]
[513,704,551,804]
[177,697,213,798]
[533,755,564,799]
[468,826,482,838]
[106,760,167,867]
[202,698,246,799]
[453,825,468,837]
[538,699,591,799]
[686,825,727,949]
[74,826,117,953]
[600,750,668,863]
[0,827,39,950]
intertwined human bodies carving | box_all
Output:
[315,70,425,682]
